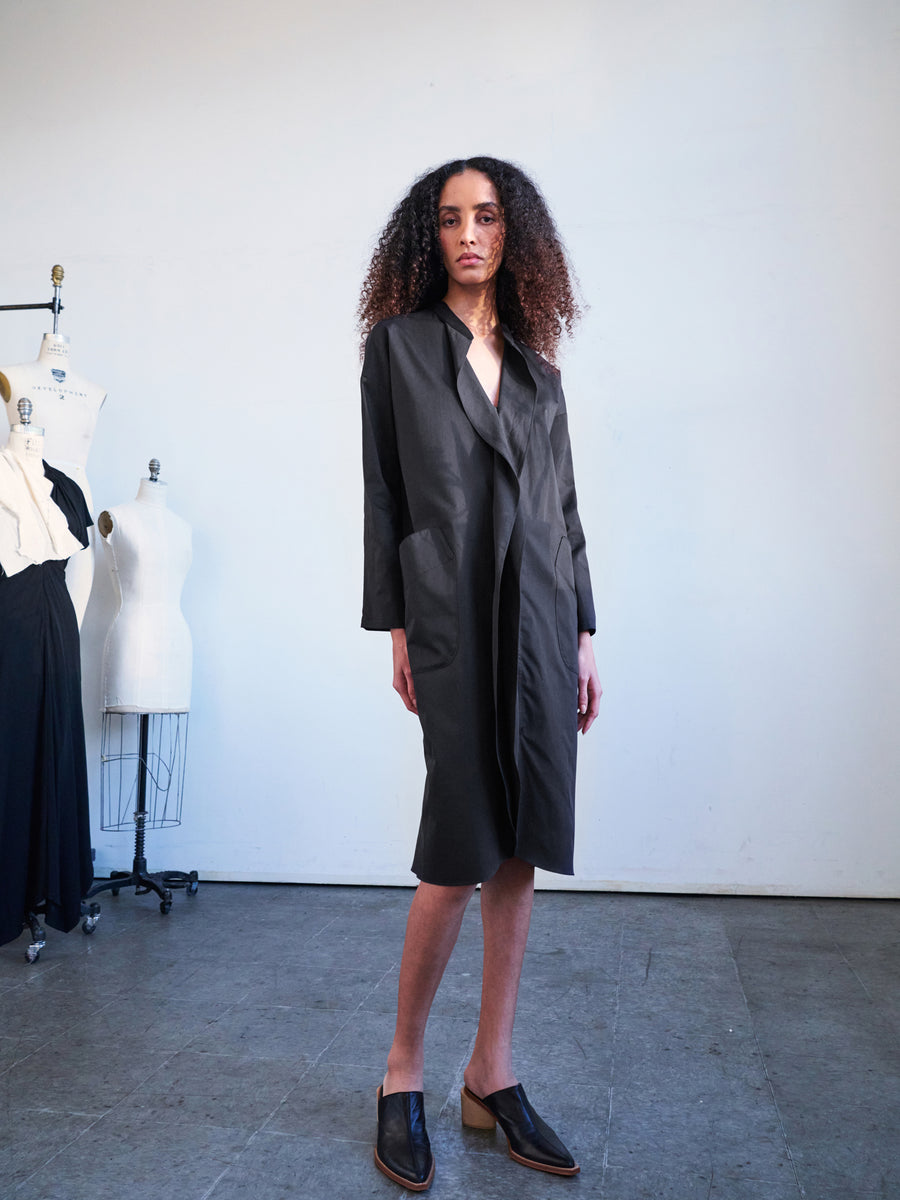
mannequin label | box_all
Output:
[10,383,91,401]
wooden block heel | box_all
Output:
[460,1085,498,1129]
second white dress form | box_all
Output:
[101,471,192,713]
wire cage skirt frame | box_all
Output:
[86,711,198,914]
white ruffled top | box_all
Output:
[0,448,83,577]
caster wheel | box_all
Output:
[186,880,199,896]
[111,887,120,897]
[82,917,97,935]
[25,946,41,963]
[160,899,172,915]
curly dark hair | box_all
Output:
[358,156,581,363]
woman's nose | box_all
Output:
[460,217,476,243]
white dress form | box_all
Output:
[100,473,192,713]
[5,422,45,465]
[0,410,84,584]
[0,335,106,627]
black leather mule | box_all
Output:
[374,1085,435,1191]
[461,1083,579,1176]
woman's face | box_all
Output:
[438,169,505,290]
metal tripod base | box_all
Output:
[87,861,199,915]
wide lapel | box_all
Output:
[434,303,517,473]
[496,331,537,477]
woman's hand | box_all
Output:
[577,631,602,735]
[391,628,418,714]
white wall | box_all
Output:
[2,0,898,896]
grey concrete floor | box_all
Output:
[0,883,898,1200]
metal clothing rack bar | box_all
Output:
[0,265,65,332]
[0,301,64,312]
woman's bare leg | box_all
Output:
[463,856,535,1098]
[383,880,475,1095]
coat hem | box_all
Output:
[412,851,576,888]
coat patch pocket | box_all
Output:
[399,527,459,672]
[554,535,579,673]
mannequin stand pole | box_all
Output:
[87,713,198,915]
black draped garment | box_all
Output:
[361,304,595,886]
[0,464,94,946]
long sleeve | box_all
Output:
[361,321,406,630]
[550,381,596,635]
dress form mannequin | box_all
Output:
[1,333,106,626]
[5,403,46,465]
[0,399,84,580]
[100,460,192,713]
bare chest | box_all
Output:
[466,333,504,407]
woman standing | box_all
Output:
[359,156,601,1191]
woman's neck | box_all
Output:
[443,283,499,340]
[37,333,71,366]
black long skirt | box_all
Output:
[0,465,93,946]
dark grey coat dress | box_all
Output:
[361,302,595,886]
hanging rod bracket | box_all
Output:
[1,266,65,323]
[0,300,65,314]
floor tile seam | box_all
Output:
[176,991,256,1054]
[438,1028,477,1120]
[813,901,886,1011]
[0,975,49,998]
[601,919,626,1182]
[0,1054,26,1081]
[729,951,805,1199]
[304,910,346,942]
[314,959,402,1015]
[321,960,398,1028]
[196,912,400,1195]
[254,960,400,1135]
[704,1165,714,1199]
[10,979,133,1037]
[10,1104,110,1193]
[5,1104,105,1119]
[242,1128,378,1146]
[0,1028,84,1077]
[151,1047,313,1065]
[80,1040,191,1121]
[197,1127,259,1200]
[109,1112,266,1138]
[600,1164,797,1179]
[254,1059,317,1136]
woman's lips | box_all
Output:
[457,254,482,265]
